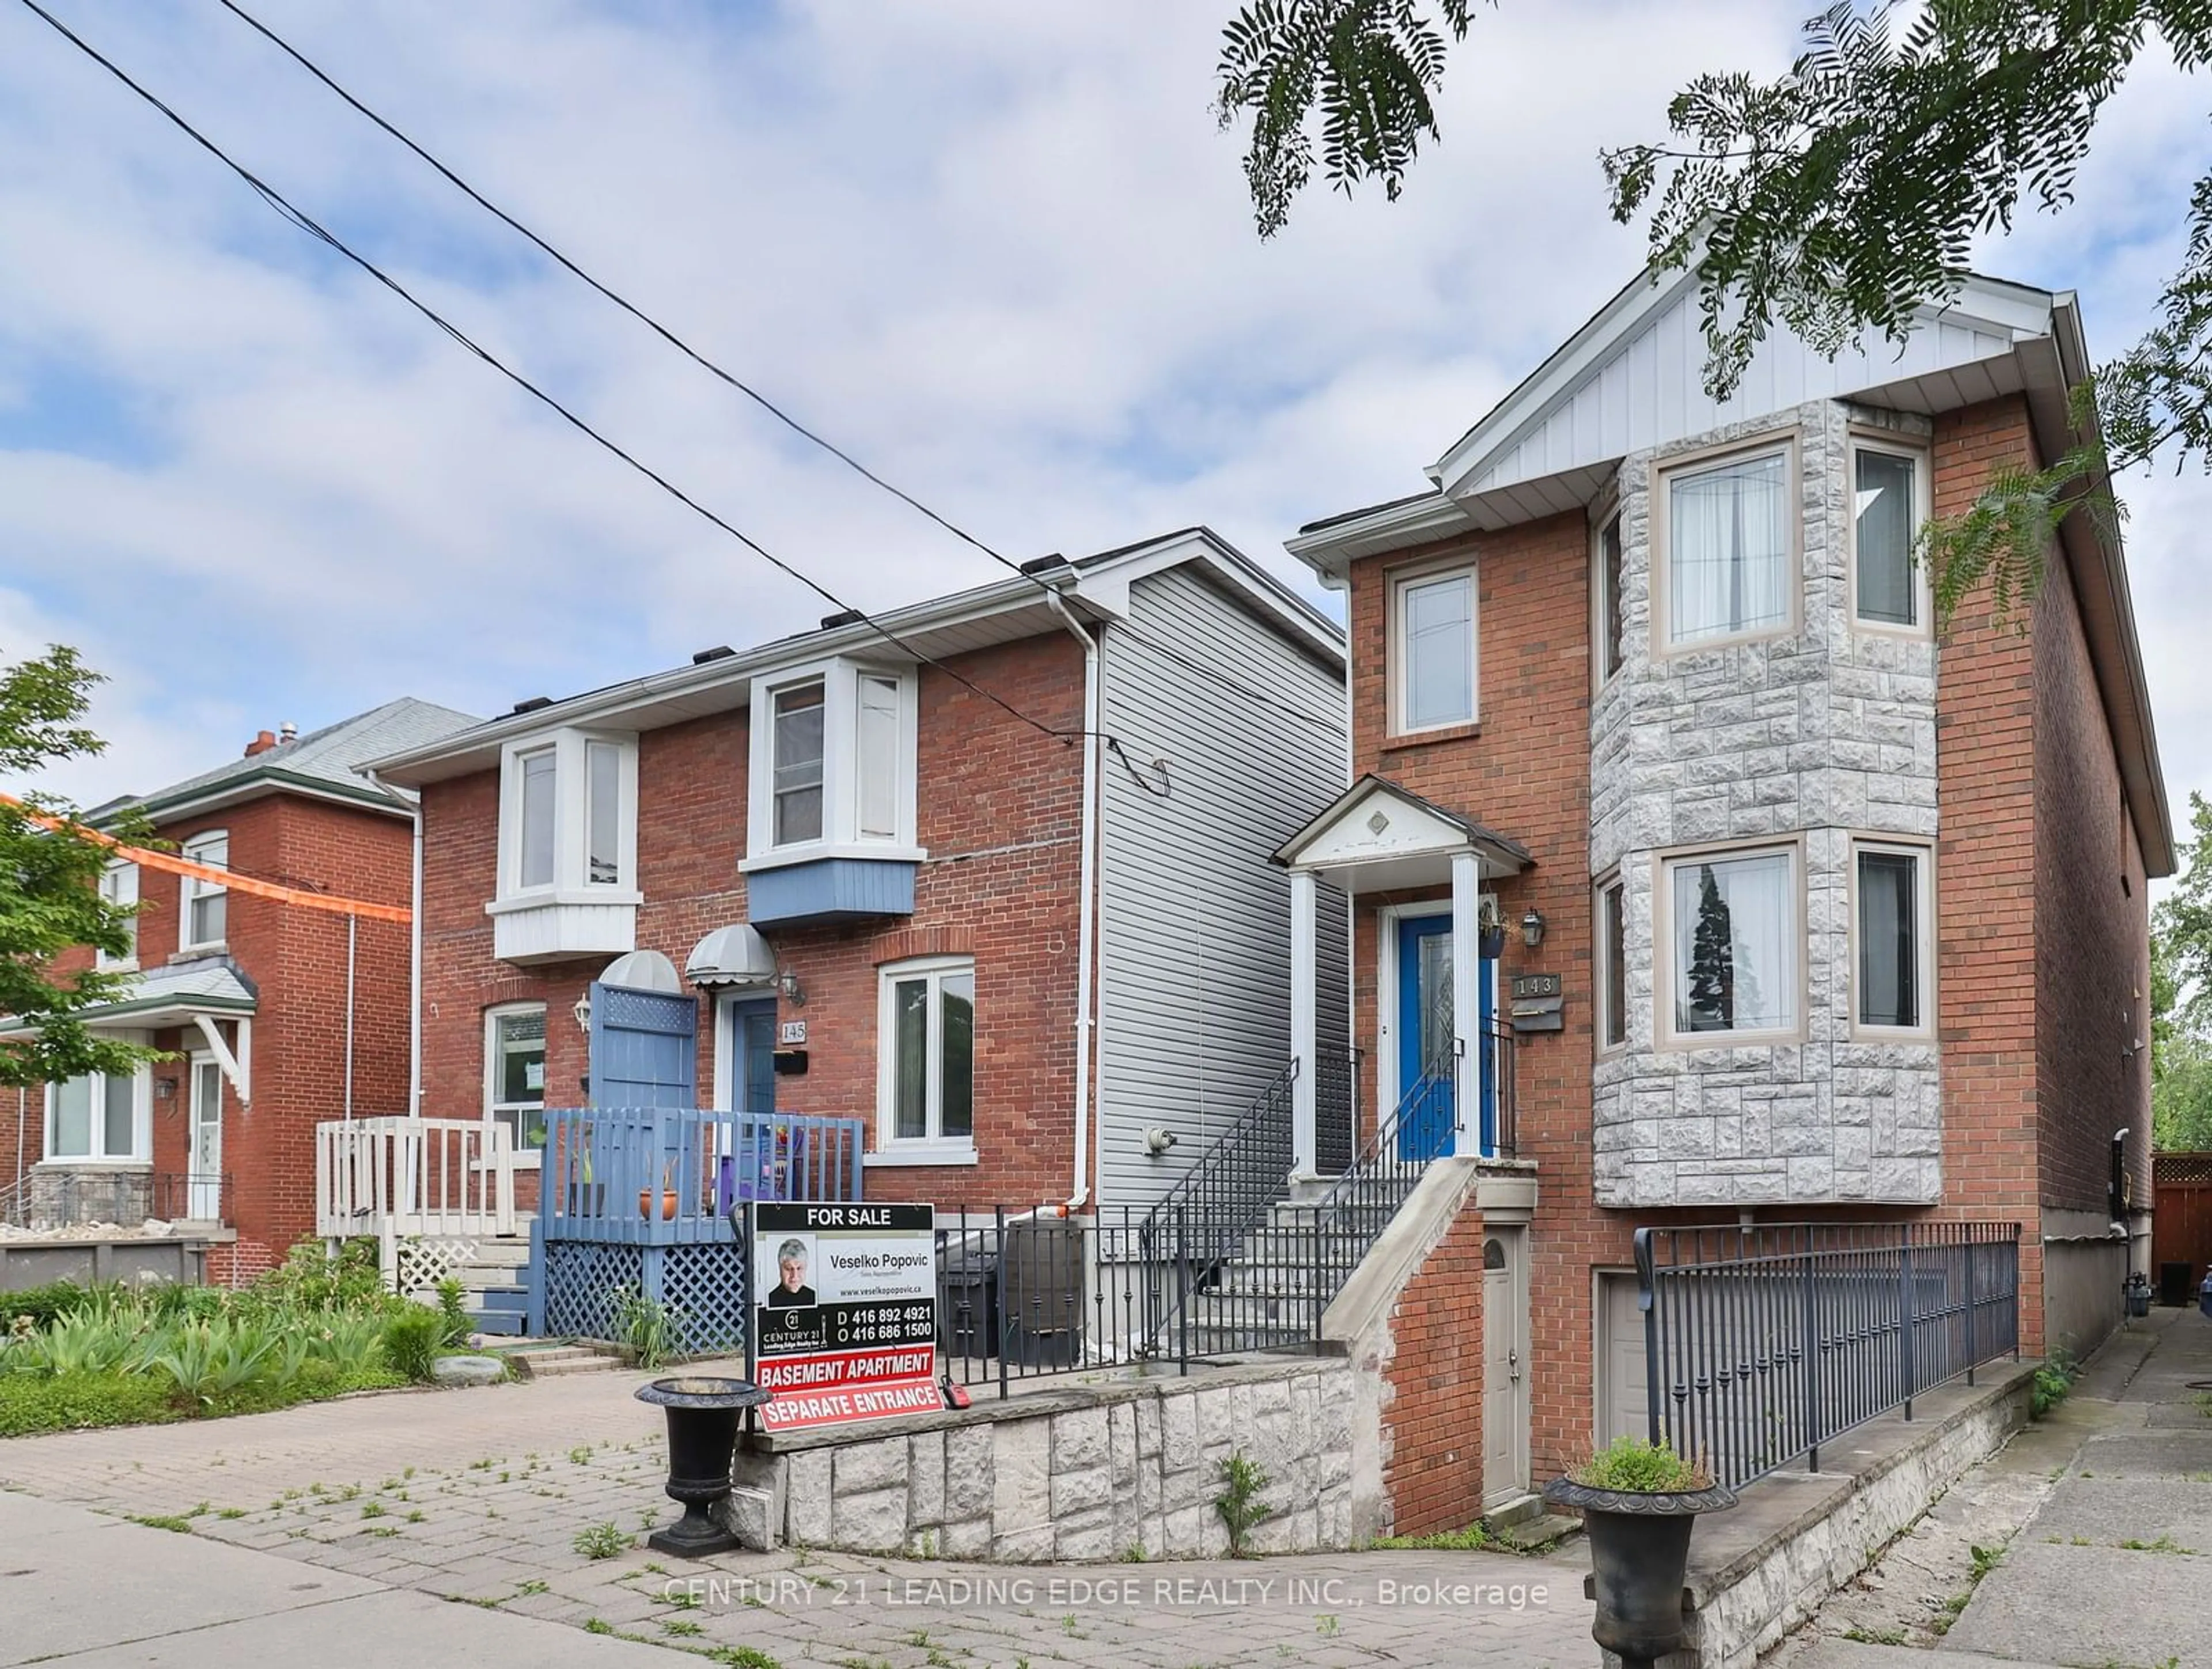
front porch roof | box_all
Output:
[1274,775,1531,895]
[0,958,258,1038]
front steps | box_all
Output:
[487,1338,626,1378]
[1482,1492,1579,1550]
[402,1231,534,1337]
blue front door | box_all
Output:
[728,997,776,1115]
[1395,915,1497,1159]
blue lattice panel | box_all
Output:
[662,1242,749,1358]
[543,1242,639,1341]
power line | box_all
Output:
[210,0,1344,743]
[12,0,1097,758]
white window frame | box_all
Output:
[1652,837,1806,1050]
[1847,434,1934,638]
[483,1002,550,1161]
[1595,872,1627,1053]
[98,860,138,970]
[43,1064,151,1165]
[492,728,640,906]
[1387,559,1479,737]
[1651,433,1801,657]
[743,657,922,871]
[868,954,978,1166]
[1849,838,1936,1039]
[179,830,229,952]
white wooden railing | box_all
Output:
[316,1118,518,1252]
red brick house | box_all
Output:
[1273,267,2169,1523]
[369,530,1346,1221]
[1,698,476,1280]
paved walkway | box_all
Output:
[1777,1303,2212,1669]
[0,1358,1596,1668]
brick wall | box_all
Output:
[1378,1204,1487,1535]
[418,634,1089,1212]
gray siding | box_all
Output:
[1096,565,1349,1210]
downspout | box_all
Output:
[1046,590,1100,1212]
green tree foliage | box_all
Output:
[1214,1,2212,620]
[1683,864,1736,1031]
[0,646,157,1090]
[2156,792,2212,1150]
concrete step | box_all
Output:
[469,1310,525,1337]
[1487,1512,1579,1552]
[491,1342,623,1377]
[1482,1492,1544,1529]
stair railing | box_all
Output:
[1305,1062,1455,1325]
[1133,1060,1299,1354]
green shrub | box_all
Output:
[573,1522,632,1560]
[141,1316,286,1403]
[0,1280,107,1331]
[1570,1436,1710,1493]
[248,1240,392,1317]
[1214,1451,1273,1557]
[2031,1352,2078,1419]
[609,1286,677,1369]
[298,1311,388,1376]
[381,1305,446,1383]
[435,1278,472,1349]
[0,1371,176,1436]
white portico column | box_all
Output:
[1450,850,1483,1159]
[1289,867,1319,1179]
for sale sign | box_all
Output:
[748,1202,939,1432]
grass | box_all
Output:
[2118,1534,2194,1554]
[573,1522,632,1560]
[1844,1627,1909,1646]
[1372,1522,1493,1551]
[127,1513,194,1534]
[710,1651,781,1669]
[1931,1543,2005,1636]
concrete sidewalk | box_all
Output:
[0,1357,1596,1668]
[1781,1304,2212,1669]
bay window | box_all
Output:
[1659,444,1793,649]
[1661,844,1800,1042]
[1852,440,1929,631]
[873,956,976,1163]
[745,658,920,866]
[495,729,638,902]
[1597,875,1627,1050]
[1595,514,1626,684]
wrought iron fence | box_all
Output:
[1312,1047,1361,1176]
[0,1170,232,1229]
[1635,1220,2022,1489]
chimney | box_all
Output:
[244,729,277,758]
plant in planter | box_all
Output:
[1544,1437,1736,1669]
[639,1159,680,1222]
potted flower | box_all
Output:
[1544,1437,1736,1668]
[639,1158,680,1222]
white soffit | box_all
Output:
[1431,268,2056,504]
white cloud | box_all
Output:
[0,0,2205,846]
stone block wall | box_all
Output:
[1590,399,1942,1208]
[739,1358,1362,1561]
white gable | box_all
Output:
[1431,268,2058,508]
[1289,785,1474,870]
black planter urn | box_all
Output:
[1544,1475,1737,1668]
[635,1376,773,1558]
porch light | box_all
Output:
[572,991,593,1035]
[1520,907,1546,949]
[777,967,806,1006]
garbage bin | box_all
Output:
[1001,1218,1084,1369]
[938,1261,1000,1360]
[2125,1271,2153,1318]
[2162,1261,2195,1308]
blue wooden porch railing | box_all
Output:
[538,1107,866,1246]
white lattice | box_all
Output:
[394,1236,482,1296]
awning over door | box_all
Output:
[1273,774,1532,894]
[684,924,777,989]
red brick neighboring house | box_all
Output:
[368,531,1346,1217]
[1,699,477,1280]
[1275,268,2171,1530]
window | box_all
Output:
[517,748,556,890]
[98,861,138,968]
[1597,876,1627,1050]
[46,1068,144,1162]
[771,682,826,846]
[180,830,228,950]
[744,660,920,865]
[1852,441,1927,630]
[1661,445,1792,648]
[486,1004,548,1150]
[1392,566,1477,733]
[495,731,638,901]
[1596,514,1626,683]
[876,957,975,1159]
[1661,846,1800,1040]
[1854,843,1931,1033]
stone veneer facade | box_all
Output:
[1590,398,1943,1208]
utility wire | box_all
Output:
[210,0,1343,744]
[13,0,1112,759]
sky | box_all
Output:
[2,1,2209,854]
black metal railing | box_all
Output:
[1482,1016,1517,1158]
[937,1206,1151,1392]
[1306,1064,1453,1298]
[0,1170,233,1230]
[1636,1220,2023,1489]
[1312,1047,1361,1176]
[1131,1061,1298,1345]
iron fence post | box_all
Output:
[1802,1243,1822,1476]
[996,1205,1008,1402]
[1177,1201,1190,1375]
[1964,1235,1977,1388]
[1899,1231,1916,1421]
[1635,1228,1661,1447]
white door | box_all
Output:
[1597,1271,1650,1448]
[187,1057,224,1220]
[1482,1230,1529,1506]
